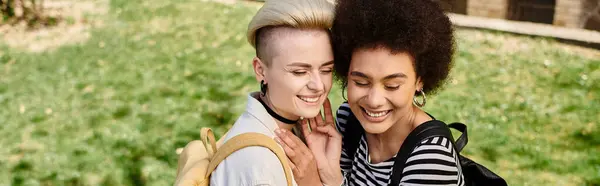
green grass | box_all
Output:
[0,0,598,185]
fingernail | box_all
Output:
[275,129,283,135]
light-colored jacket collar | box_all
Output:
[244,92,307,143]
[244,92,280,135]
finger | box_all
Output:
[275,137,297,158]
[278,129,314,162]
[285,129,309,149]
[300,119,310,140]
[309,117,317,132]
[316,125,342,139]
[288,159,301,178]
[315,111,325,127]
[300,118,310,130]
[280,129,315,163]
[288,158,296,170]
[276,129,298,150]
[323,98,335,125]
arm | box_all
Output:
[399,136,465,186]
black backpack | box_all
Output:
[342,113,508,186]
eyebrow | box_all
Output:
[287,63,311,68]
[350,71,407,80]
[350,71,370,79]
[320,61,334,67]
[383,73,407,80]
[287,60,334,68]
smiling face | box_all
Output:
[253,28,334,120]
[346,48,422,134]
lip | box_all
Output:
[360,107,391,123]
[297,95,321,106]
[297,95,320,98]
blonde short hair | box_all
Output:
[247,0,335,48]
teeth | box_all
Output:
[299,96,319,103]
[365,110,388,117]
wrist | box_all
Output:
[321,172,343,186]
[322,176,344,186]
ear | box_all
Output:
[252,57,267,83]
[415,77,424,92]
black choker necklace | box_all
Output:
[257,97,299,124]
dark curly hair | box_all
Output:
[332,0,455,95]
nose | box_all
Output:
[365,87,385,109]
[307,73,324,93]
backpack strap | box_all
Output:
[200,128,218,156]
[448,122,468,153]
[389,120,456,186]
[205,133,294,186]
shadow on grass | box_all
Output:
[586,176,600,186]
[112,139,147,186]
[571,130,600,149]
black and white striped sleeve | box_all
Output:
[399,136,465,186]
[335,103,353,175]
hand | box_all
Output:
[301,98,343,185]
[275,129,322,186]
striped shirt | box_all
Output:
[336,103,465,186]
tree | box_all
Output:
[1,0,50,27]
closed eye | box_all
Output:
[321,68,333,74]
[353,80,369,87]
[385,85,400,90]
[292,70,307,75]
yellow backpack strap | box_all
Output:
[200,128,217,156]
[205,133,293,186]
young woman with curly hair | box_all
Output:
[274,0,464,185]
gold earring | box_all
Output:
[413,88,426,107]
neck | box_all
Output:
[365,105,431,163]
[275,120,296,131]
[257,93,299,131]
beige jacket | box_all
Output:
[210,92,299,186]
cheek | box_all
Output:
[346,84,367,103]
[274,75,308,94]
[321,74,333,90]
[389,87,416,107]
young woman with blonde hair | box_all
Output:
[209,0,336,185]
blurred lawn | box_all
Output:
[0,0,599,185]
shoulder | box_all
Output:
[335,102,353,131]
[211,146,291,186]
[223,113,271,141]
[336,102,352,119]
[407,136,457,165]
[400,136,465,185]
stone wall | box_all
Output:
[466,0,509,19]
[452,0,599,31]
[554,0,585,27]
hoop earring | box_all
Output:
[413,89,426,107]
[260,80,268,96]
